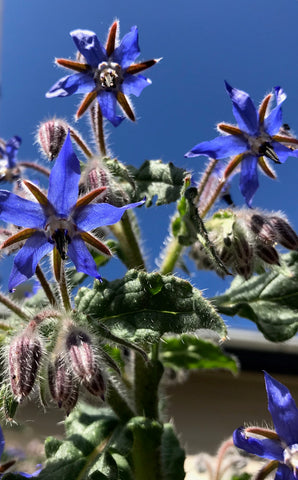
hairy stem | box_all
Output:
[90,103,107,157]
[35,265,58,307]
[59,261,72,312]
[159,236,183,275]
[0,292,30,321]
[109,211,146,270]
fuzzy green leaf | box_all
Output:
[161,424,185,480]
[38,406,119,480]
[160,335,238,373]
[75,270,227,344]
[126,160,189,207]
[213,251,298,342]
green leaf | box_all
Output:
[160,335,238,373]
[126,160,189,207]
[75,270,227,344]
[212,251,298,342]
[38,406,119,480]
[161,424,185,480]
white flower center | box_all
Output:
[93,61,123,90]
[284,444,298,476]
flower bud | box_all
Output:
[83,366,106,401]
[250,214,276,245]
[9,321,42,402]
[37,119,68,160]
[256,244,280,265]
[79,158,130,207]
[269,216,298,250]
[66,329,97,381]
[48,354,79,412]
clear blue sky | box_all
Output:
[1,0,298,330]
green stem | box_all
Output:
[134,354,164,419]
[106,379,134,422]
[0,292,30,321]
[35,265,57,307]
[128,417,163,480]
[159,236,183,275]
[110,211,146,270]
[59,262,72,312]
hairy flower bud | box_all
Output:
[256,244,280,265]
[83,366,106,401]
[9,321,42,402]
[37,119,68,160]
[79,158,130,207]
[66,329,97,381]
[269,216,298,250]
[250,214,276,245]
[48,354,79,413]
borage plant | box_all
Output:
[1,19,298,480]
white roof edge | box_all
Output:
[226,328,298,354]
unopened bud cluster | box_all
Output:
[48,327,106,414]
[190,209,298,279]
[7,318,106,415]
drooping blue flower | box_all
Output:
[234,372,298,479]
[0,424,42,477]
[0,131,144,291]
[185,82,298,206]
[46,21,159,126]
[0,136,22,182]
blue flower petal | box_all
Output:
[265,372,298,446]
[0,425,5,458]
[271,142,298,163]
[0,191,46,228]
[225,81,259,136]
[275,464,296,480]
[47,132,81,217]
[122,74,151,97]
[70,29,107,67]
[8,232,52,291]
[112,26,140,68]
[67,235,101,280]
[74,200,145,231]
[233,427,284,461]
[5,136,22,169]
[264,87,287,136]
[239,154,259,207]
[97,91,125,126]
[18,465,43,478]
[185,135,247,159]
[46,73,94,98]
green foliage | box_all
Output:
[161,424,185,480]
[231,474,252,480]
[75,269,227,344]
[213,251,298,342]
[104,158,188,206]
[160,334,238,373]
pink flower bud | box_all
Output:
[9,321,42,402]
[66,329,97,381]
[48,355,79,412]
[83,366,106,401]
[37,119,68,160]
[269,216,298,250]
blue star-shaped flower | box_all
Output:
[185,82,298,206]
[234,372,298,479]
[0,424,42,477]
[0,136,22,182]
[46,21,159,126]
[0,131,144,291]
